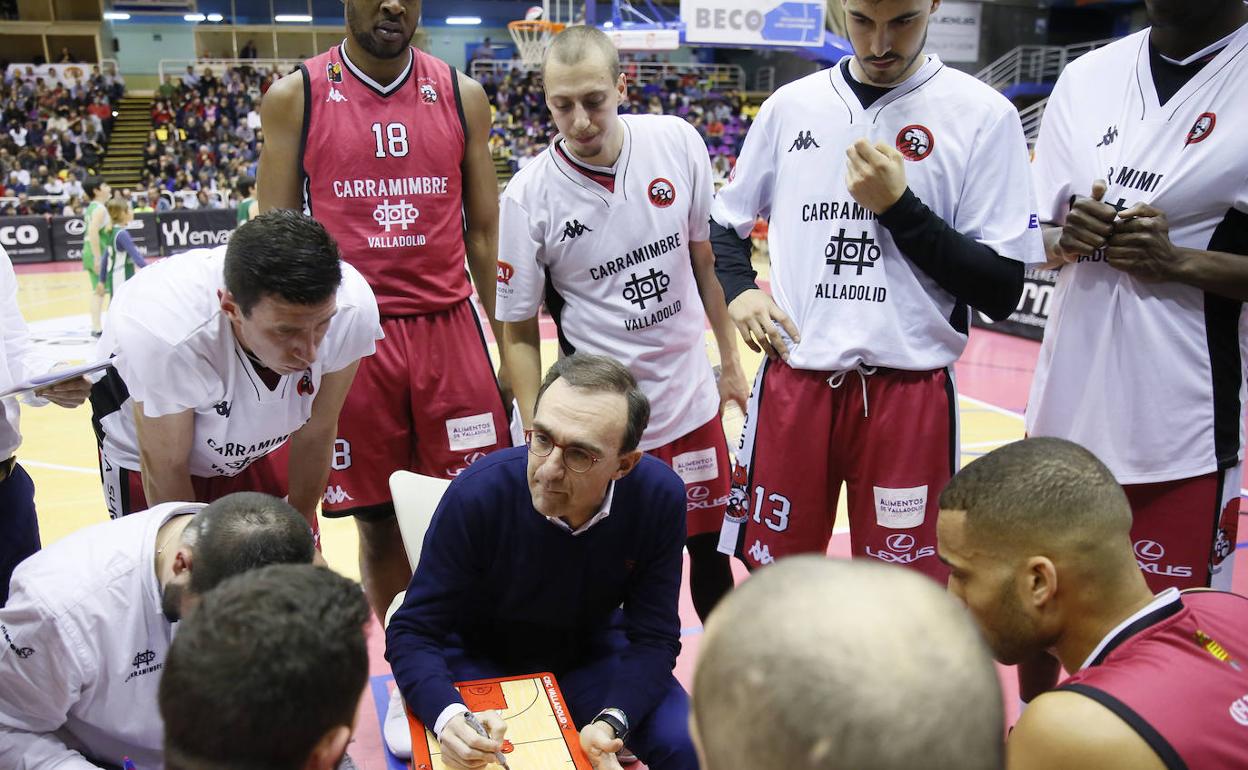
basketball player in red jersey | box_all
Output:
[938,438,1248,770]
[258,0,510,621]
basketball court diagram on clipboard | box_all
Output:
[406,673,593,769]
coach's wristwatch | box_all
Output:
[592,708,630,741]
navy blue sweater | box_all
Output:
[385,446,687,728]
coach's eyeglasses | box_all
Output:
[524,429,602,473]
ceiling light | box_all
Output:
[274,14,313,22]
[446,16,482,25]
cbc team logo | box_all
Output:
[419,78,439,104]
[895,124,934,161]
[1185,112,1216,145]
[647,178,675,208]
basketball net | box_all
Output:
[508,20,566,67]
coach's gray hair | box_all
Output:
[541,25,621,81]
[535,353,649,453]
[693,557,1004,770]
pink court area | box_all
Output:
[338,325,1248,770]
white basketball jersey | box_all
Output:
[711,56,1042,373]
[496,114,720,449]
[96,247,381,478]
[1026,25,1248,483]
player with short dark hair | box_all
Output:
[161,564,370,770]
[259,0,511,623]
[89,210,382,536]
[938,437,1248,769]
[693,556,1003,770]
[0,493,316,769]
[501,25,747,624]
[710,0,1040,576]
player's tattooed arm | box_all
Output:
[256,69,306,212]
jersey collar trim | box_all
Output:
[338,41,414,97]
[1080,587,1182,670]
[549,119,633,204]
[554,141,617,192]
[827,54,944,124]
[1134,22,1248,120]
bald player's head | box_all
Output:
[692,557,1003,770]
[937,437,1142,664]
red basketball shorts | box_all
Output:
[719,359,956,581]
[646,415,732,538]
[1122,462,1241,592]
[321,299,511,519]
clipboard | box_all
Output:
[0,358,114,400]
[406,672,592,770]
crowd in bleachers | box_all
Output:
[0,62,123,217]
[479,64,754,180]
[142,63,279,212]
[1,57,753,218]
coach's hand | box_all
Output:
[1055,179,1118,262]
[580,720,625,770]
[845,139,907,215]
[35,375,91,408]
[728,289,799,362]
[1105,202,1180,283]
[438,712,507,769]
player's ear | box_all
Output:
[929,0,942,15]
[303,725,351,770]
[219,289,241,321]
[616,72,627,98]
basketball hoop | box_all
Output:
[508,20,566,67]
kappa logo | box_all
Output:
[132,650,156,669]
[747,540,775,565]
[212,399,231,417]
[419,78,439,104]
[622,267,671,309]
[1095,125,1118,147]
[372,198,420,232]
[788,130,821,152]
[497,260,514,285]
[560,219,593,242]
[323,485,354,505]
[326,88,348,103]
[895,124,934,161]
[297,370,315,396]
[1186,112,1216,145]
[647,178,675,208]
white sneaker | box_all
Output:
[383,687,413,759]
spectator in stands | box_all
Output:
[240,39,258,59]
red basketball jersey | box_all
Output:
[301,45,471,315]
[1060,590,1248,769]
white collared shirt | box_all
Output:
[543,480,617,536]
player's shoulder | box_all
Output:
[928,63,1017,119]
[621,112,697,139]
[110,248,222,345]
[1007,689,1165,770]
[765,67,832,108]
[1059,30,1148,80]
[501,148,556,200]
[336,261,377,308]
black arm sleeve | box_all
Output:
[709,218,759,304]
[877,188,1024,322]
